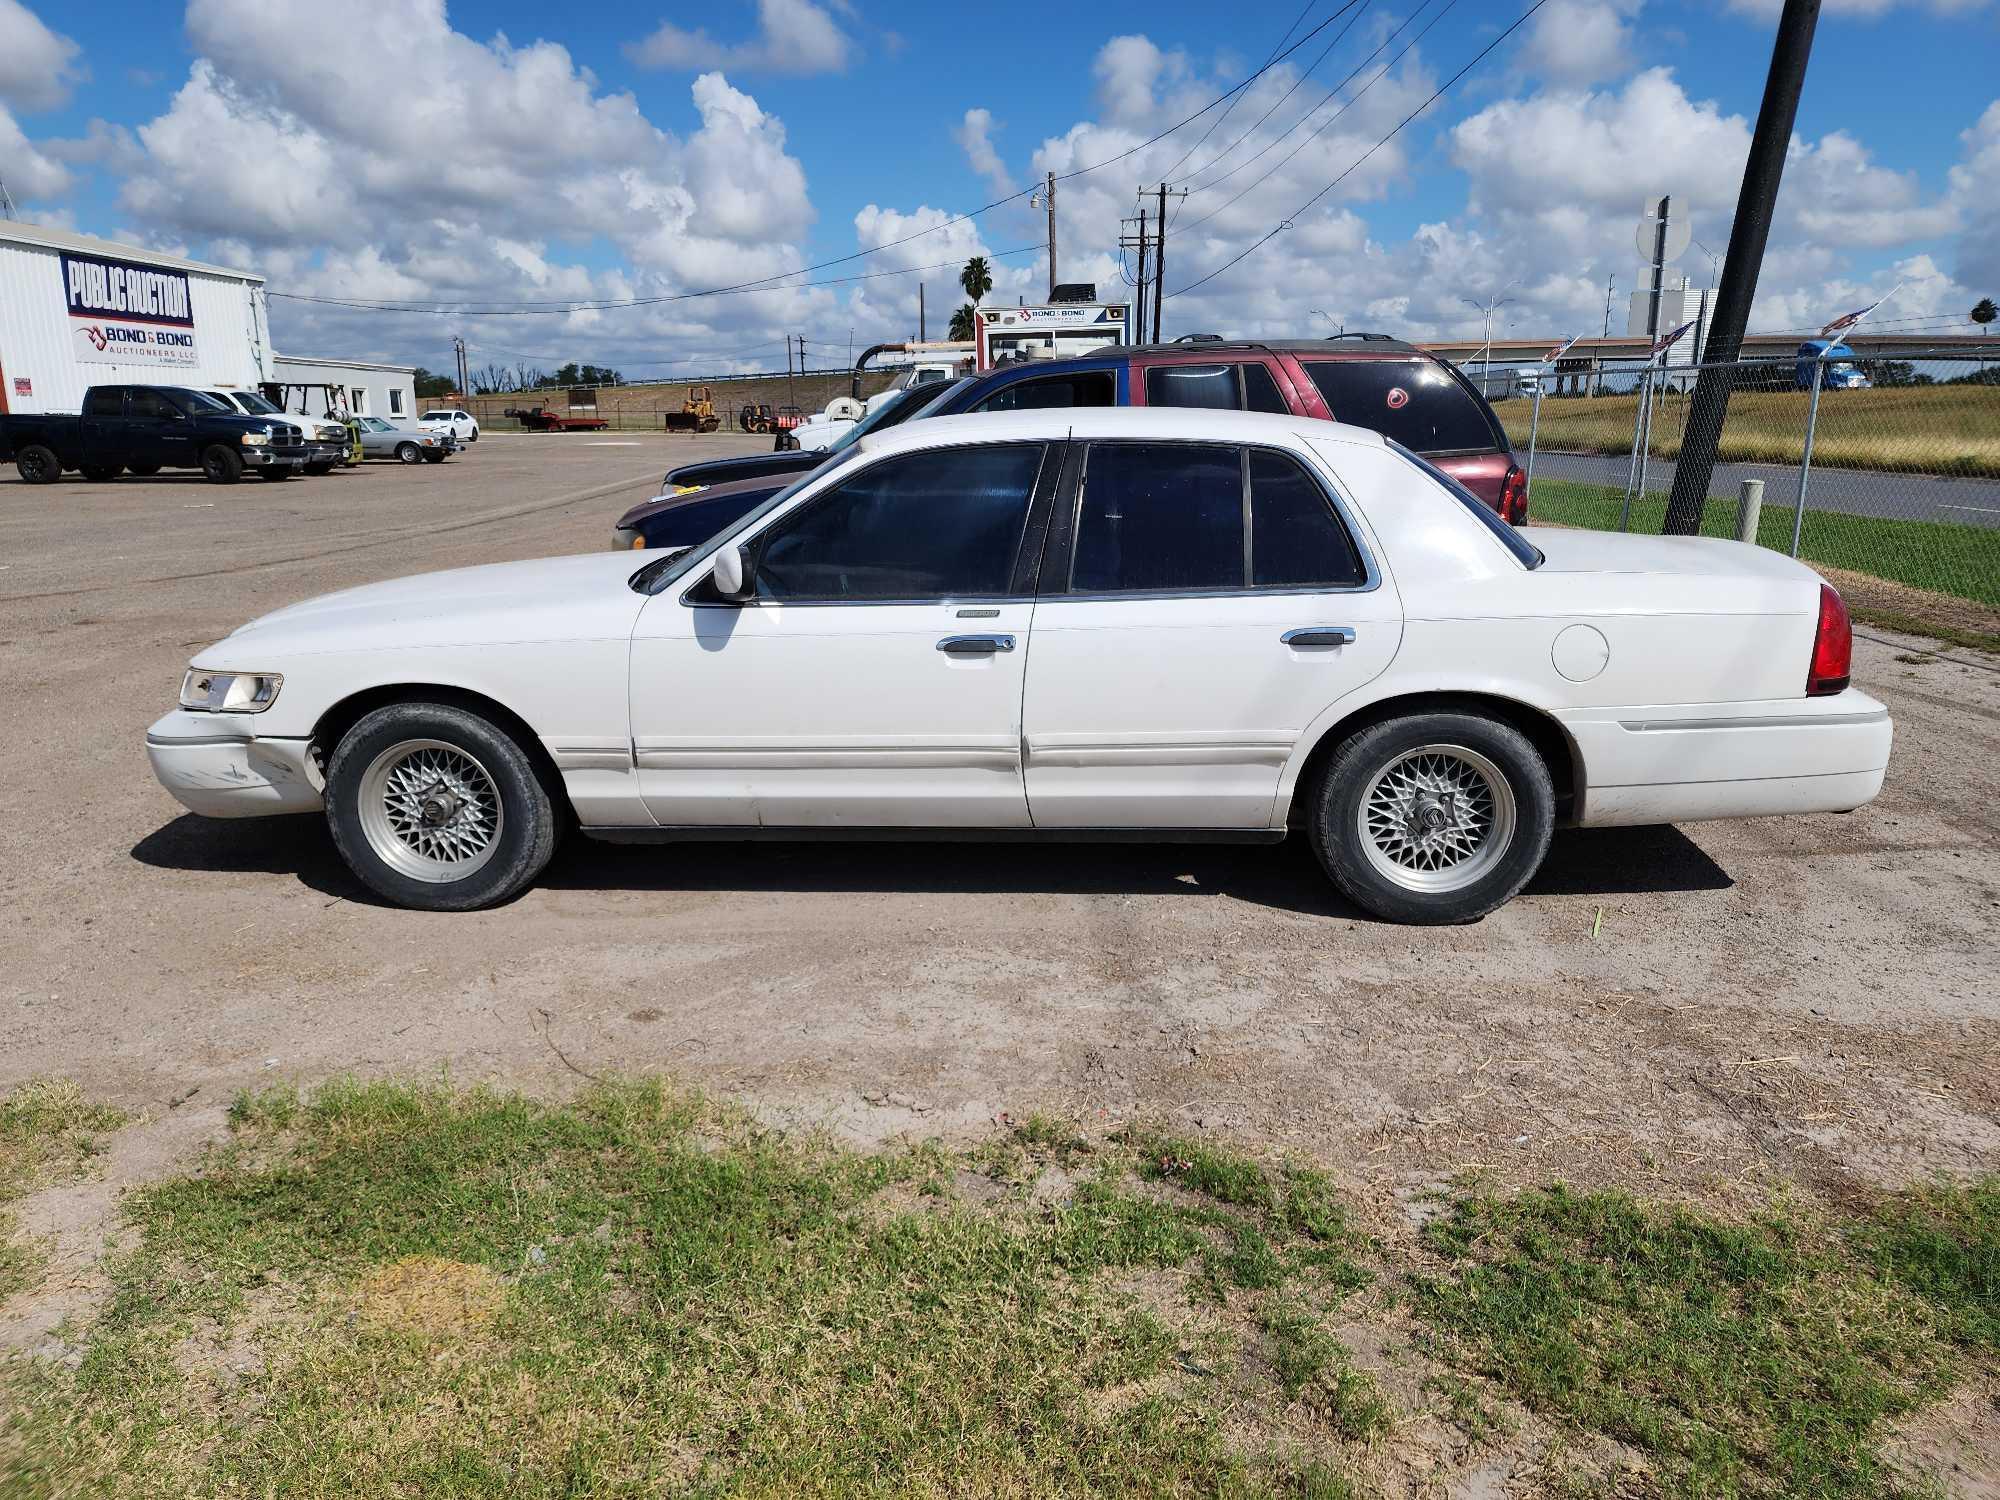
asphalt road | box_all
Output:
[1530,450,2000,529]
[0,431,1995,1242]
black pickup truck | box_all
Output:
[2,384,310,484]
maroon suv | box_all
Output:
[1124,335,1527,522]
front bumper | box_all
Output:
[146,710,323,818]
[244,443,308,469]
[303,436,348,464]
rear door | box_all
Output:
[80,387,128,465]
[1021,439,1402,829]
[1130,355,1306,415]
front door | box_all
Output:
[126,387,197,468]
[629,441,1058,828]
[1023,440,1403,828]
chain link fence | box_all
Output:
[1486,349,2000,611]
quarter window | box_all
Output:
[752,443,1044,602]
[1241,361,1290,413]
[84,388,123,417]
[1299,359,1497,454]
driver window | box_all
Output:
[128,389,180,420]
[750,444,1045,602]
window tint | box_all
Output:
[1241,361,1289,413]
[753,444,1043,601]
[1250,451,1364,587]
[1144,363,1238,410]
[972,370,1115,412]
[128,388,179,420]
[84,388,123,417]
[1072,443,1242,593]
[1388,440,1543,569]
[1300,359,1497,453]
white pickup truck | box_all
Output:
[789,361,959,452]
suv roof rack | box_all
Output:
[1323,331,1417,350]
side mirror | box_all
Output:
[711,543,755,601]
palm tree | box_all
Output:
[948,303,976,342]
[1974,297,1997,331]
[959,257,993,309]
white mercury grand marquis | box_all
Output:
[146,407,1892,924]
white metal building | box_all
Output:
[0,219,415,422]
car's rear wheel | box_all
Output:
[1309,711,1553,925]
[394,442,422,464]
[80,464,123,481]
[325,702,560,911]
[15,444,62,484]
[201,445,243,484]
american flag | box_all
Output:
[1819,298,1884,338]
[1541,334,1581,364]
[1649,319,1696,358]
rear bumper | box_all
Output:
[146,710,323,818]
[1557,689,1892,827]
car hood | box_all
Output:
[664,451,816,488]
[616,472,789,529]
[206,552,653,661]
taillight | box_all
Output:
[1499,464,1527,525]
[1807,583,1851,696]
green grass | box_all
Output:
[4,1080,1994,1499]
[1848,607,2000,656]
[0,1079,124,1300]
[1527,478,2000,608]
[0,1082,1379,1498]
[1494,384,2000,478]
[1412,1185,1970,1499]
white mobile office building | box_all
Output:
[0,219,415,423]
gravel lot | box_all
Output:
[2,432,1995,1210]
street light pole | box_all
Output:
[1464,285,1518,399]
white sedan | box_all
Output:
[419,408,480,442]
[145,408,1891,923]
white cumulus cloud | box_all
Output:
[626,0,856,75]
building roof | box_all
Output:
[272,353,417,375]
[0,218,263,282]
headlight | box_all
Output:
[241,428,271,447]
[180,668,283,713]
[613,527,646,551]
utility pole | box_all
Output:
[1031,171,1058,297]
[918,283,925,343]
[1596,274,1615,397]
[1643,195,1673,337]
[1121,212,1150,345]
[451,335,468,398]
[1665,0,1821,534]
[1154,182,1167,343]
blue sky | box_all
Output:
[2,0,1993,379]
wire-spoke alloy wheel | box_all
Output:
[357,739,504,882]
[1358,743,1517,895]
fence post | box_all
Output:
[1619,366,1652,532]
[1789,352,1825,558]
[1524,380,1544,500]
[1735,478,1764,544]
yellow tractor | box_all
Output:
[662,386,721,434]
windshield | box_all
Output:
[1387,439,1543,569]
[233,392,282,415]
[824,388,915,454]
[636,446,866,595]
[183,390,234,411]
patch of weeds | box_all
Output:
[1134,1130,1277,1212]
[0,1079,124,1300]
[1413,1185,1955,1499]
[1850,1177,1999,1353]
[226,1082,301,1130]
[1259,1302,1391,1440]
[1851,607,2000,656]
[1012,1111,1094,1162]
[1425,1373,1510,1445]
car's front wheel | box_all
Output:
[325,702,561,911]
[201,445,243,483]
[394,442,422,464]
[1309,711,1553,925]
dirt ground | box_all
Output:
[2,431,1996,1223]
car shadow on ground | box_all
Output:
[132,815,1732,919]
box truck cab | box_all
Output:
[1797,340,1871,390]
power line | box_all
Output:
[1156,0,1326,185]
[1171,0,1549,301]
[1176,0,1457,234]
[1172,0,1375,195]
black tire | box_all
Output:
[258,467,293,481]
[1308,711,1554,925]
[202,445,243,484]
[395,442,422,464]
[15,444,62,484]
[127,462,162,476]
[304,463,334,476]
[421,450,446,463]
[325,702,561,911]
[80,464,123,482]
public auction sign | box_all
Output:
[61,252,200,368]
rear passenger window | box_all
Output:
[973,370,1115,412]
[1250,451,1365,587]
[84,388,123,417]
[1073,443,1241,593]
[1299,359,1497,454]
[1241,362,1289,413]
[1144,365,1238,410]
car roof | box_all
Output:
[856,405,1388,458]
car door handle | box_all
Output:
[937,634,1016,655]
[1281,627,1357,648]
